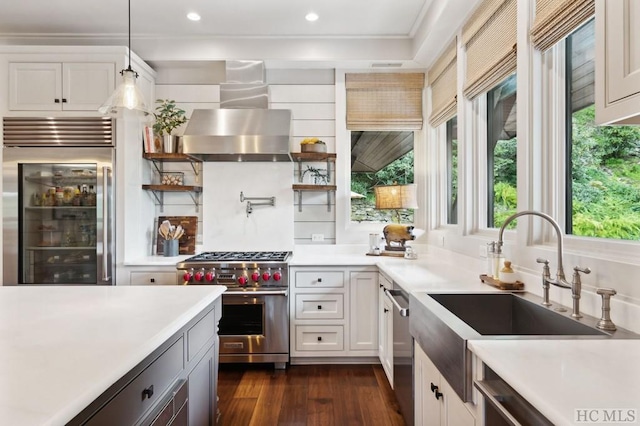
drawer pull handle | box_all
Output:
[62,98,67,103]
[54,99,60,103]
[430,382,438,393]
[317,278,322,283]
[142,385,154,399]
[435,390,443,400]
[317,305,322,310]
[384,308,389,313]
[150,278,155,283]
[317,336,322,342]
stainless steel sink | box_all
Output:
[428,293,606,336]
[409,291,638,403]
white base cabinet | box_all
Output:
[414,343,476,426]
[596,0,640,124]
[290,266,378,359]
[128,266,178,285]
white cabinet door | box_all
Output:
[415,344,476,426]
[63,62,115,110]
[415,344,441,426]
[378,272,393,385]
[596,0,640,123]
[441,378,476,426]
[9,63,62,110]
[349,271,378,351]
[9,62,115,111]
[382,294,394,386]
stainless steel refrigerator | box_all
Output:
[3,117,115,285]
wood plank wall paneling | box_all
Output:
[152,70,336,248]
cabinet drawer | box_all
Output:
[295,294,344,320]
[295,325,344,351]
[130,272,176,286]
[187,308,215,362]
[87,337,184,426]
[295,271,344,288]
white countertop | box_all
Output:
[469,339,640,425]
[0,285,225,426]
[125,244,640,425]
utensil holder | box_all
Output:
[163,239,179,257]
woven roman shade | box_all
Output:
[346,73,425,130]
[428,39,457,128]
[531,0,594,51]
[462,0,517,100]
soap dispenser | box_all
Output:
[498,260,517,284]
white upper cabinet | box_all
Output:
[595,0,640,124]
[9,62,115,111]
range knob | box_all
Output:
[182,271,193,283]
[204,270,215,282]
[262,271,271,281]
[238,275,248,286]
[194,270,205,282]
[273,270,282,282]
[251,271,260,282]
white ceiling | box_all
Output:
[0,0,482,68]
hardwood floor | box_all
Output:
[217,364,406,426]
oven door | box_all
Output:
[218,290,289,364]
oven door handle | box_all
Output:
[224,289,288,296]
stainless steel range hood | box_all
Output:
[181,108,292,162]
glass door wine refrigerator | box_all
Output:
[3,117,115,285]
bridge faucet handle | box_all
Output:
[536,258,549,265]
[573,266,591,275]
[595,288,617,331]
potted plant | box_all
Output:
[301,165,328,184]
[153,99,187,153]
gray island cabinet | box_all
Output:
[0,286,224,426]
[69,298,221,426]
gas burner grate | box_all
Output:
[185,251,291,263]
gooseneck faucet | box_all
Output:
[495,210,589,318]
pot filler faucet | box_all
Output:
[495,210,590,318]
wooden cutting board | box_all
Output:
[156,216,197,255]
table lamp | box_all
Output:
[374,183,418,252]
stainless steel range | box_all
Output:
[176,251,291,368]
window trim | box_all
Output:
[541,33,640,262]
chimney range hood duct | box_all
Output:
[181,61,292,162]
[181,108,292,162]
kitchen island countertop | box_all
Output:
[469,339,640,426]
[0,285,225,426]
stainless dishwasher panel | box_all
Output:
[385,285,413,426]
[475,366,554,426]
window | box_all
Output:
[566,19,640,240]
[487,74,517,228]
[350,131,414,223]
[446,117,458,224]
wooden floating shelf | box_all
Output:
[143,153,202,163]
[291,152,336,162]
[142,185,202,192]
[292,184,337,191]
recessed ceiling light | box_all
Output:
[305,12,319,22]
[187,12,201,21]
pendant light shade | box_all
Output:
[98,0,150,115]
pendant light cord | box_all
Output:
[125,0,136,75]
[128,0,131,69]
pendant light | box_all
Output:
[98,0,150,115]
